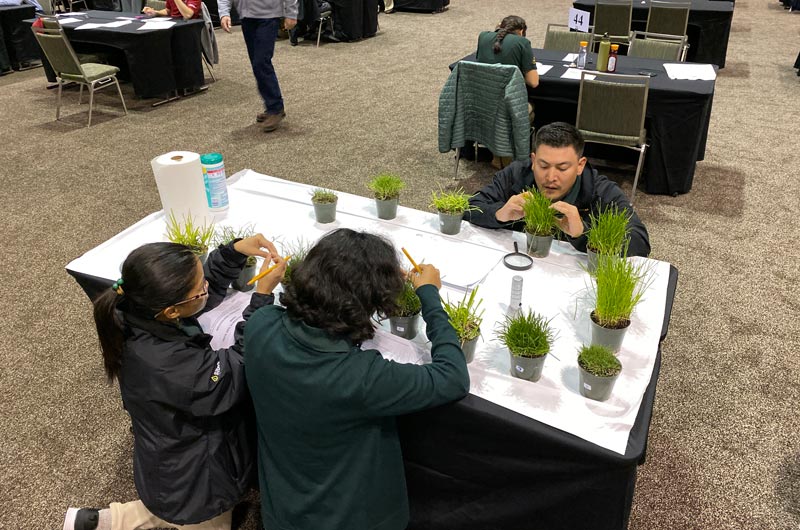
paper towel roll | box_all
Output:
[151,151,214,226]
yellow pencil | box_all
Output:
[401,247,422,273]
[247,255,291,285]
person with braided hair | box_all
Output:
[476,15,539,89]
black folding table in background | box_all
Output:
[393,0,449,12]
[329,0,378,41]
[0,4,40,70]
[572,0,734,68]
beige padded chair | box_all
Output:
[31,24,127,127]
[646,0,690,37]
[543,23,594,52]
[576,71,649,204]
[628,31,686,61]
[593,0,633,46]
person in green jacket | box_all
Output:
[245,228,471,530]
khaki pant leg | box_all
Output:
[110,501,232,530]
[384,0,394,10]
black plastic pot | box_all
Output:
[389,314,419,339]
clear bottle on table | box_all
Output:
[607,44,619,73]
[577,40,588,69]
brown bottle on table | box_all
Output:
[607,44,619,73]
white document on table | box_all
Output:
[103,20,134,27]
[74,23,106,30]
[116,16,138,19]
[363,329,432,365]
[56,17,83,23]
[536,63,554,76]
[561,68,595,80]
[663,63,716,81]
[562,53,579,62]
[197,289,254,350]
[138,20,177,30]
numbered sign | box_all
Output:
[568,7,590,32]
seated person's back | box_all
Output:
[476,15,538,88]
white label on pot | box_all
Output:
[439,220,445,226]
[584,382,592,390]
[515,365,524,373]
[396,326,405,332]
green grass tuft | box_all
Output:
[393,280,421,317]
[442,287,484,342]
[165,212,215,256]
[495,309,554,358]
[586,205,630,256]
[281,238,312,286]
[368,173,405,200]
[593,256,648,328]
[429,187,482,215]
[311,188,338,204]
[578,344,622,377]
[522,188,558,237]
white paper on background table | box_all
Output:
[66,170,670,455]
[536,63,553,76]
[102,20,133,27]
[562,53,579,62]
[55,17,83,23]
[74,23,106,30]
[663,63,716,81]
[138,20,176,30]
[562,68,595,80]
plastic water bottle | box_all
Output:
[200,153,229,213]
[577,41,588,69]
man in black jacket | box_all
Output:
[466,122,650,257]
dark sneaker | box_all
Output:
[63,508,100,530]
[261,111,286,132]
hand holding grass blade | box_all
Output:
[247,255,291,286]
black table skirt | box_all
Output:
[32,10,204,98]
[0,5,39,69]
[573,0,734,68]
[795,51,800,71]
[329,0,378,41]
[402,266,676,530]
[453,50,716,195]
[68,254,676,530]
[394,0,449,12]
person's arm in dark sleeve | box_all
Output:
[465,163,528,229]
[203,241,247,311]
[591,176,651,257]
[359,284,470,417]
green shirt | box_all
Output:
[244,284,470,530]
[476,30,535,75]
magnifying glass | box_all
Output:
[503,242,533,271]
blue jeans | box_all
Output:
[241,18,284,114]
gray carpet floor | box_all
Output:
[1,0,799,528]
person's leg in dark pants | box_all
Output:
[241,17,285,131]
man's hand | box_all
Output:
[284,18,297,30]
[410,264,441,291]
[233,233,279,261]
[221,15,231,32]
[255,255,287,295]
[495,191,530,223]
[550,201,584,237]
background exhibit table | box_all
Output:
[66,170,677,530]
[0,4,39,71]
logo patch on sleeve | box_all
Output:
[211,361,221,382]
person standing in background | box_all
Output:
[218,0,298,132]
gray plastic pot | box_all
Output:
[590,311,629,353]
[579,366,620,402]
[526,233,553,258]
[509,352,547,381]
[461,335,479,364]
[313,200,337,224]
[232,260,256,292]
[438,212,463,235]
[376,198,399,220]
[389,314,419,340]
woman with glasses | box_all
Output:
[63,235,286,530]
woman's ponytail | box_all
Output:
[93,288,125,383]
[493,15,527,54]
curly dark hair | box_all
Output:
[280,229,405,344]
[494,15,527,54]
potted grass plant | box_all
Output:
[590,256,649,353]
[311,188,338,224]
[214,225,257,291]
[165,211,215,264]
[586,205,630,273]
[522,188,558,258]
[577,344,622,402]
[430,187,481,236]
[367,173,405,220]
[495,309,554,382]
[389,280,422,340]
[280,238,312,288]
[442,287,484,363]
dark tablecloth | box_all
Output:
[394,0,449,12]
[67,252,677,530]
[453,50,716,195]
[573,0,734,68]
[32,10,203,98]
[329,0,377,40]
[0,4,39,69]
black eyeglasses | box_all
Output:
[154,280,209,318]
